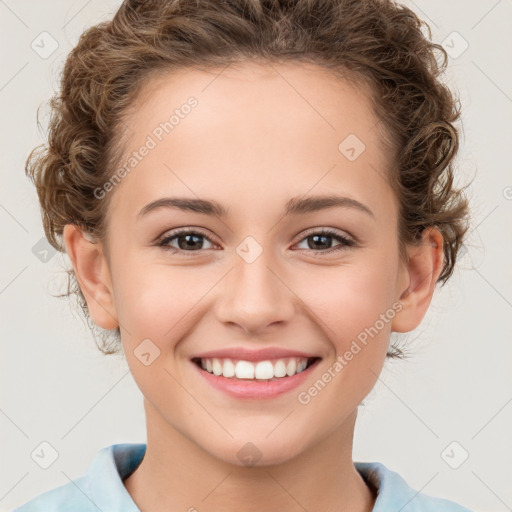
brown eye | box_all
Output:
[157,229,215,252]
[295,229,356,253]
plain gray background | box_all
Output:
[1,1,511,511]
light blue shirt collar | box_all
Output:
[14,443,473,511]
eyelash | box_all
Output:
[156,227,357,256]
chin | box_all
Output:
[204,434,309,468]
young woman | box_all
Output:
[16,0,472,510]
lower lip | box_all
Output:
[193,359,321,400]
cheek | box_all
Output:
[111,254,216,345]
[301,254,400,399]
[293,260,398,416]
[308,257,398,338]
[111,259,205,398]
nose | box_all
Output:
[214,249,296,335]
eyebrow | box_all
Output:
[137,194,375,220]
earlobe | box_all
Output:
[391,227,444,333]
[62,224,119,330]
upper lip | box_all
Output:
[191,347,321,362]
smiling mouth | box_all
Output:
[191,356,321,381]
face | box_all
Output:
[72,62,420,466]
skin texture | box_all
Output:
[63,62,444,512]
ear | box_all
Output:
[62,224,119,330]
[391,226,444,333]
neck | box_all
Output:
[123,400,375,512]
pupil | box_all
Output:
[310,234,331,250]
[179,234,202,250]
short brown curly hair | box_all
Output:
[26,0,470,355]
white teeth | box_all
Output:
[286,358,297,376]
[198,357,313,380]
[274,360,287,378]
[222,358,235,378]
[235,360,254,379]
[255,361,274,380]
[212,358,222,376]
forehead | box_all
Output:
[131,61,382,145]
[107,61,395,224]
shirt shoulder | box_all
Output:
[355,461,474,512]
[12,474,96,512]
[12,443,146,512]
